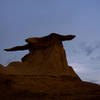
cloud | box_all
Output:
[91,55,100,61]
[79,41,100,56]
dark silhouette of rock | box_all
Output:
[4,33,75,51]
[1,33,78,77]
[0,33,100,100]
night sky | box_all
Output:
[0,0,100,84]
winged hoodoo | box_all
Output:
[1,33,79,79]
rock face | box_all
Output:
[0,33,100,100]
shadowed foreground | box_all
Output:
[0,74,100,100]
[0,33,100,100]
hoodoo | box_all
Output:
[0,33,100,100]
[1,33,79,78]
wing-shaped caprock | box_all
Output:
[4,44,30,52]
[25,33,76,44]
[4,33,76,52]
[42,33,76,41]
[58,34,76,41]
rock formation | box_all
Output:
[1,33,78,77]
[0,33,100,100]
